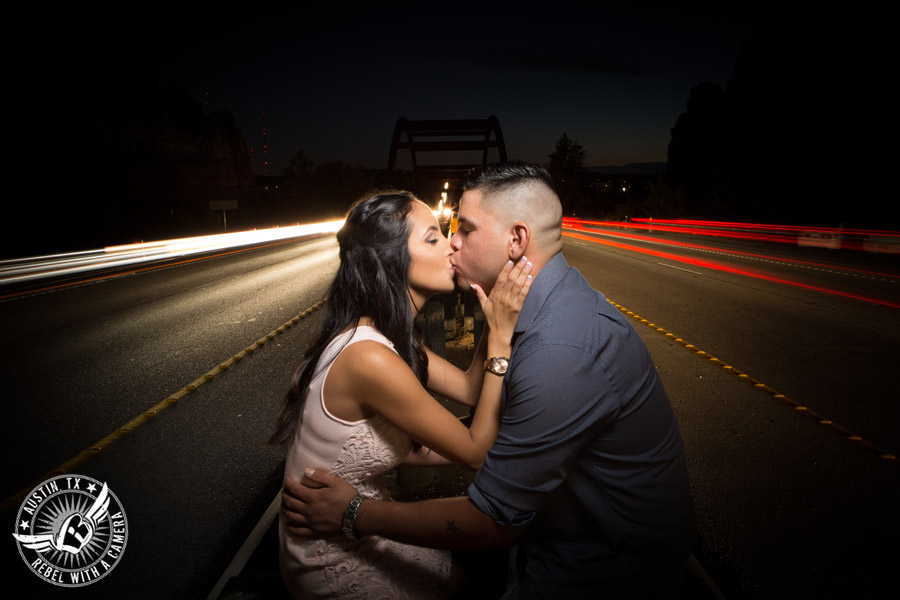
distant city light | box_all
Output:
[434,181,453,219]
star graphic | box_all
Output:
[87,483,97,493]
[19,520,29,530]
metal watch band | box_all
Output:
[341,494,365,540]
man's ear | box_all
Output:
[508,222,531,260]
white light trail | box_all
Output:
[0,220,345,286]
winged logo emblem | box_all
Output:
[13,482,111,555]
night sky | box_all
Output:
[147,2,795,174]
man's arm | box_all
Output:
[282,470,515,551]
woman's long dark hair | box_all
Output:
[270,191,429,445]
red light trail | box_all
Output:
[564,217,900,253]
[563,228,900,310]
[563,221,899,280]
[627,218,900,238]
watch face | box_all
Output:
[489,357,509,374]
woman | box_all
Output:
[272,191,532,599]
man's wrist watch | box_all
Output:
[341,494,365,540]
[484,356,510,376]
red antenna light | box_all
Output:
[261,108,268,174]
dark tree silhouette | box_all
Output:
[664,4,891,227]
[546,133,588,215]
[666,82,733,218]
[274,153,376,222]
[283,149,315,180]
[306,161,376,218]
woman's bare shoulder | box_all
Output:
[334,339,408,378]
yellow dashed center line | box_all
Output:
[1,298,327,514]
[607,298,898,466]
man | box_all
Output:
[284,161,696,598]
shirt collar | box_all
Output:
[514,251,568,333]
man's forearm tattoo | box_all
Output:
[446,519,458,534]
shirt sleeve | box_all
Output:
[468,332,621,531]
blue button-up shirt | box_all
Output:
[468,252,696,598]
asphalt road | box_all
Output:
[563,228,899,599]
[2,229,898,598]
[1,236,338,598]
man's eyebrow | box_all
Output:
[457,216,474,227]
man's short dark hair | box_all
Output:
[464,160,557,196]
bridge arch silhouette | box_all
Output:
[387,116,508,183]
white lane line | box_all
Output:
[658,262,704,276]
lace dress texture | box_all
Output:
[279,326,452,599]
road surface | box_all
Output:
[2,228,898,598]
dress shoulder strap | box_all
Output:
[347,325,395,350]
